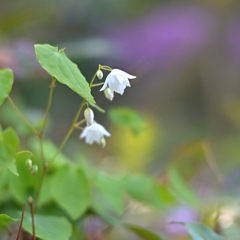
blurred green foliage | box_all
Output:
[1,0,240,239]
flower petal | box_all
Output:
[99,80,108,91]
[109,81,126,95]
[114,69,136,79]
[80,122,110,145]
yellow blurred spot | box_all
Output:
[110,116,159,171]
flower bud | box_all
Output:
[96,70,103,79]
[27,196,33,204]
[25,159,33,170]
[100,137,106,148]
[84,108,94,125]
[31,165,38,175]
[104,88,114,101]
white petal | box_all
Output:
[113,69,136,79]
[80,122,110,145]
[94,122,111,137]
[80,129,87,138]
[99,80,108,91]
[109,81,126,95]
[123,78,131,87]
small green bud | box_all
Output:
[25,159,33,170]
[84,108,94,125]
[31,165,38,175]
[96,70,103,80]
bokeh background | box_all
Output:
[1,0,240,239]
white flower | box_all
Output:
[84,108,94,125]
[104,87,114,101]
[80,122,110,144]
[100,69,136,95]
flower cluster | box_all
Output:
[80,108,110,146]
[80,68,136,146]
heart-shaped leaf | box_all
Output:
[34,44,103,111]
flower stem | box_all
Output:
[7,96,39,136]
[99,65,112,71]
[48,100,86,166]
[28,197,36,240]
[75,119,86,128]
[34,78,56,206]
[91,82,104,87]
[40,77,56,137]
[16,204,26,240]
[89,72,97,87]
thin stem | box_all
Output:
[40,77,56,136]
[39,138,46,166]
[91,82,104,87]
[16,204,26,240]
[99,65,112,71]
[28,197,36,240]
[75,119,86,128]
[89,72,98,87]
[48,100,86,166]
[7,96,39,136]
[34,78,56,206]
[34,162,47,207]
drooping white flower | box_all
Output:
[84,108,94,125]
[100,69,136,95]
[104,87,114,101]
[80,122,110,144]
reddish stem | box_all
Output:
[16,204,26,240]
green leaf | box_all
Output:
[91,172,124,225]
[34,44,103,111]
[124,223,167,240]
[0,214,16,231]
[52,165,89,219]
[109,107,146,134]
[123,173,175,208]
[37,175,55,207]
[23,213,72,240]
[28,139,70,166]
[0,127,19,175]
[0,69,13,106]
[168,167,200,207]
[8,150,39,203]
[184,222,225,240]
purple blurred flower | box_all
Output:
[166,206,198,236]
[111,5,216,69]
[0,39,44,79]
